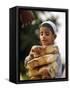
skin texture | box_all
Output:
[39,26,56,47]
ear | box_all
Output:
[54,34,57,39]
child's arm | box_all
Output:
[25,45,59,65]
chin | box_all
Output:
[42,44,48,46]
[42,43,50,46]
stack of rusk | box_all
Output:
[26,45,59,80]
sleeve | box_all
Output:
[46,54,62,78]
[48,45,62,78]
[55,54,62,78]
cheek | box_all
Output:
[39,35,42,41]
[49,36,55,42]
[46,36,53,42]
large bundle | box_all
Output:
[25,45,59,80]
[26,54,58,69]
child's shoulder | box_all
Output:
[53,45,59,50]
[47,44,58,48]
[46,44,59,54]
[53,45,59,51]
[53,44,59,48]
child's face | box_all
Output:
[40,26,55,46]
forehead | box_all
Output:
[40,26,52,33]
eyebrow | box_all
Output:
[40,31,49,33]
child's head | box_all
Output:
[39,21,57,46]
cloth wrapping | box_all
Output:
[25,45,60,80]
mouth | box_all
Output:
[42,40,47,42]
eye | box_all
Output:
[40,32,43,36]
[46,32,49,36]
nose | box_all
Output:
[42,34,46,39]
